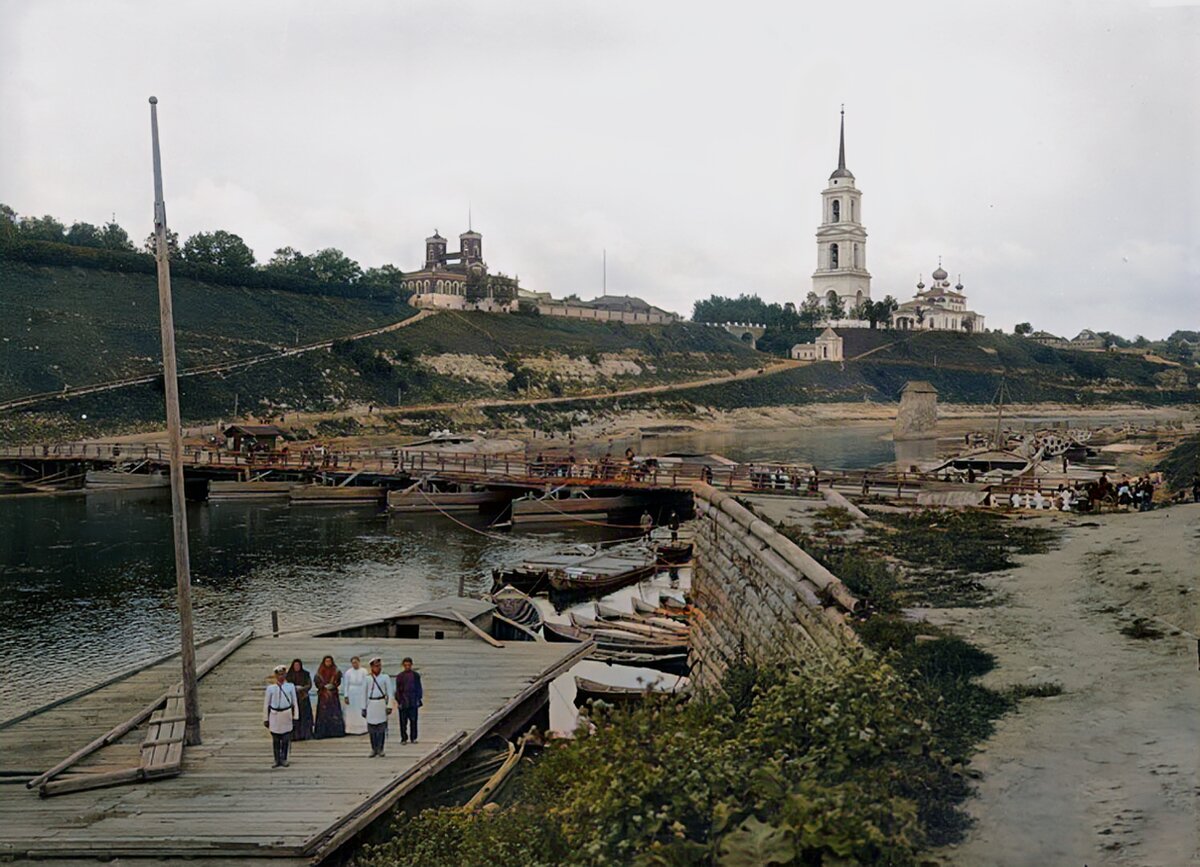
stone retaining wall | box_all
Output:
[689,484,859,691]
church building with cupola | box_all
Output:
[812,109,871,311]
[891,262,986,332]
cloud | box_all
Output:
[1,0,1196,338]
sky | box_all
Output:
[1,0,1197,338]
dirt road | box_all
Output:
[927,505,1200,866]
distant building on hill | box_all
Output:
[535,294,680,324]
[1070,329,1105,350]
[791,327,844,362]
[891,263,986,332]
[811,109,872,311]
[403,227,517,312]
[1028,330,1068,348]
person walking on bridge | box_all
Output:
[263,664,299,768]
[363,657,393,757]
[395,657,424,744]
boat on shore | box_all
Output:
[573,676,688,706]
[543,620,685,655]
[488,586,543,642]
[493,541,658,599]
[655,539,693,565]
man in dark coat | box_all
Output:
[395,657,424,744]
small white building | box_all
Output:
[891,264,986,332]
[791,327,844,362]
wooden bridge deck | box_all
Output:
[0,635,587,863]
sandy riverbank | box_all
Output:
[925,505,1200,865]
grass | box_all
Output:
[0,260,411,402]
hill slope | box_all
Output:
[0,263,759,441]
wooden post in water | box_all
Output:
[149,96,201,746]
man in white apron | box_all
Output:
[363,656,393,757]
[342,655,369,736]
[263,664,299,768]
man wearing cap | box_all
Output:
[263,664,299,768]
[363,657,393,757]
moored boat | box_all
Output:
[488,585,543,641]
[573,676,688,706]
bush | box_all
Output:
[357,650,985,867]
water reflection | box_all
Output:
[0,492,630,716]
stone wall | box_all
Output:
[535,302,679,325]
[688,484,859,691]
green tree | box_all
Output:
[799,291,823,328]
[143,229,180,257]
[868,295,899,329]
[464,269,489,302]
[360,263,405,287]
[1132,334,1149,348]
[266,246,310,277]
[181,229,255,269]
[1014,322,1033,335]
[18,214,66,242]
[489,272,518,304]
[0,204,16,241]
[308,247,362,284]
[824,292,846,321]
[65,222,105,248]
[98,220,135,251]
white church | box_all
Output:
[805,110,985,332]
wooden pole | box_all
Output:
[149,96,201,746]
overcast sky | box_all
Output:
[2,1,1196,338]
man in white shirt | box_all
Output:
[342,655,369,736]
[363,656,393,757]
[263,664,299,768]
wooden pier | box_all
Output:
[0,633,589,864]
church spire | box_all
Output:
[829,105,854,181]
[837,105,846,172]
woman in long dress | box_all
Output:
[342,655,369,736]
[313,655,346,739]
[286,659,314,741]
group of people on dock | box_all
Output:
[263,654,423,769]
[1004,473,1161,513]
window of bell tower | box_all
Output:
[832,200,840,222]
[830,243,839,269]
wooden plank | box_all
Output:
[451,610,504,648]
[27,629,252,791]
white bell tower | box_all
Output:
[811,108,871,312]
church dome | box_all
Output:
[955,281,964,291]
[829,166,855,181]
[916,279,925,290]
[932,266,948,281]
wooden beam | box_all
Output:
[26,628,252,791]
[452,611,504,648]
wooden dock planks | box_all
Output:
[0,635,588,862]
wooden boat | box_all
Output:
[388,485,507,513]
[208,480,292,500]
[573,676,687,706]
[488,586,543,642]
[593,604,688,636]
[511,490,645,526]
[490,566,550,596]
[655,540,693,565]
[85,469,169,490]
[599,651,690,676]
[543,621,684,654]
[545,545,658,595]
[289,484,384,504]
[569,612,683,643]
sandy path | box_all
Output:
[927,505,1200,866]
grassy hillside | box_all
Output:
[0,260,412,401]
[0,266,759,441]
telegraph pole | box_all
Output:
[149,96,201,745]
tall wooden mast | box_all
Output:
[149,96,201,745]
